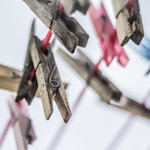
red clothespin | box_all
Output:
[89,2,129,67]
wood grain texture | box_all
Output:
[23,0,89,53]
[30,37,71,122]
[112,0,144,45]
[60,0,89,15]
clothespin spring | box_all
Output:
[48,64,60,92]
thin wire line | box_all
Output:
[105,89,150,150]
[0,118,12,148]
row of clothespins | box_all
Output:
[0,0,150,149]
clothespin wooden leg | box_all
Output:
[116,8,132,45]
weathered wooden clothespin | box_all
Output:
[0,63,66,94]
[60,0,89,15]
[112,0,144,46]
[8,97,36,150]
[16,20,71,122]
[89,2,129,67]
[23,0,89,53]
[57,48,122,103]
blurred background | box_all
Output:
[1,0,150,149]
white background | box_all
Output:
[1,0,150,149]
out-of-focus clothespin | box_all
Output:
[112,0,144,46]
[23,0,89,53]
[89,2,129,67]
[110,96,150,119]
[8,97,36,150]
[60,0,89,15]
[0,64,22,92]
[58,48,150,119]
[57,48,122,103]
[16,20,71,122]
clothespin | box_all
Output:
[23,0,89,53]
[0,64,22,92]
[0,64,42,99]
[8,97,36,150]
[89,2,129,67]
[60,0,89,15]
[110,96,150,119]
[112,0,144,46]
[16,20,71,122]
[58,48,150,119]
[57,48,122,103]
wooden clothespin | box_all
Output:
[0,64,22,92]
[60,0,89,15]
[8,97,36,150]
[16,20,71,122]
[89,2,129,67]
[58,48,150,119]
[23,0,89,53]
[110,96,150,119]
[57,48,122,103]
[112,0,144,46]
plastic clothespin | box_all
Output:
[89,2,129,67]
[16,20,71,122]
[8,97,36,150]
[57,48,122,103]
[23,0,89,53]
[60,0,89,15]
[112,0,144,46]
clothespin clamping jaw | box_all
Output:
[57,48,122,103]
[112,0,144,46]
[23,0,89,53]
[60,0,89,15]
[16,20,71,122]
[8,97,36,150]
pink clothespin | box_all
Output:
[8,97,36,150]
[89,2,129,67]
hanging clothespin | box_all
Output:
[0,64,22,92]
[0,37,56,92]
[8,97,36,150]
[16,20,71,122]
[89,2,129,67]
[23,0,89,53]
[60,0,89,15]
[57,48,122,103]
[58,48,150,119]
[112,0,144,46]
